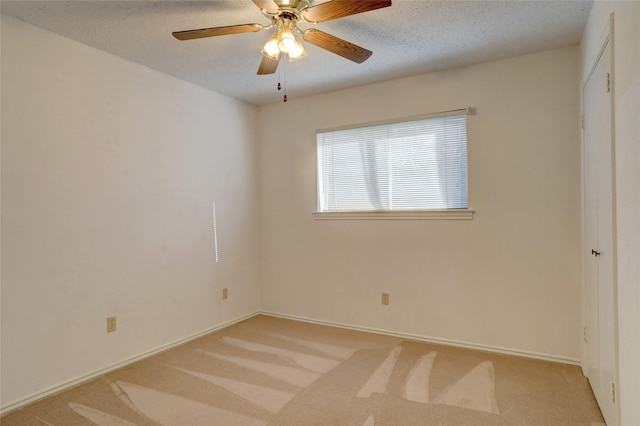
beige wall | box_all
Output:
[258,47,582,361]
[1,15,260,409]
[582,2,640,424]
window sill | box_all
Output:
[312,209,474,220]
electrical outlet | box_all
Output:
[106,316,117,333]
[381,292,390,305]
[222,288,228,300]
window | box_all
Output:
[316,111,469,217]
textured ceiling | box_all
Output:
[1,0,593,105]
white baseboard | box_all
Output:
[2,309,581,415]
[259,310,582,366]
[0,311,260,416]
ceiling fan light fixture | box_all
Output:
[263,26,306,61]
[276,0,302,8]
[287,38,307,61]
[277,27,297,52]
[261,35,281,60]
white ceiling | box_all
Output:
[1,0,593,105]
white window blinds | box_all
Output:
[317,114,468,212]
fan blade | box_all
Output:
[303,29,372,63]
[303,0,392,23]
[257,56,279,75]
[173,23,262,41]
[252,0,279,14]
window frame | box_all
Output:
[313,108,474,220]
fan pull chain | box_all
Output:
[274,55,288,102]
[283,56,288,102]
[277,58,282,91]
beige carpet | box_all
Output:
[2,315,604,425]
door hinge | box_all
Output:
[581,114,584,129]
[583,326,587,343]
[610,382,616,402]
[606,72,611,93]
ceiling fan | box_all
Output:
[172,0,392,76]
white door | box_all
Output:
[583,40,617,425]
